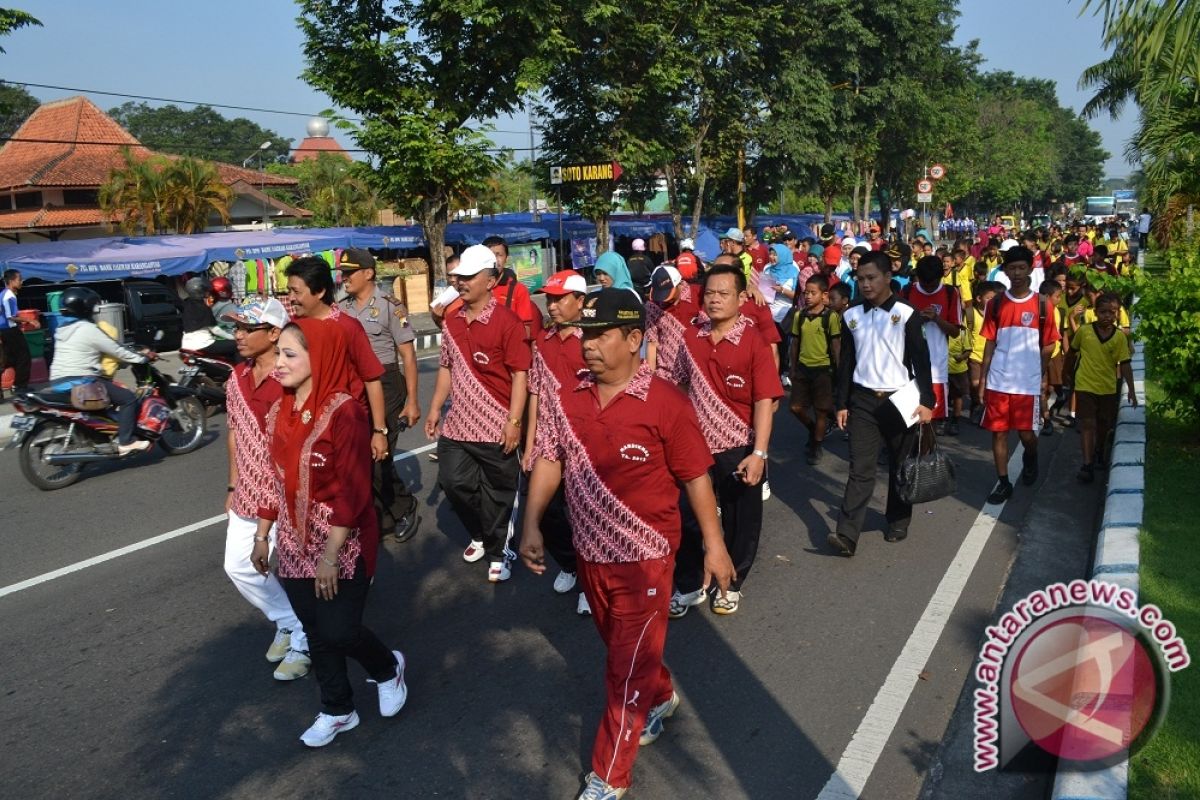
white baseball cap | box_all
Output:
[679,237,695,250]
[449,244,498,276]
[999,238,1019,252]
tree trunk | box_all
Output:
[863,167,875,223]
[852,170,861,225]
[823,196,834,224]
[664,163,684,241]
[689,117,712,238]
[418,196,450,297]
[595,214,611,255]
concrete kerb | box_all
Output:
[1051,335,1146,800]
[0,330,444,447]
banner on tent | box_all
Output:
[509,243,546,291]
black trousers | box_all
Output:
[101,378,139,445]
[1,326,31,389]
[675,446,763,593]
[281,563,396,716]
[437,438,519,562]
[541,485,577,574]
[374,362,416,528]
[836,388,920,543]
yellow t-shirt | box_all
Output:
[792,308,842,368]
[948,325,970,374]
[942,263,974,304]
[1050,307,1062,358]
[97,320,121,378]
[1083,306,1131,328]
[968,305,987,363]
[1108,238,1129,255]
[1070,323,1131,395]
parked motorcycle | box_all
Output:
[6,362,208,490]
[176,348,233,414]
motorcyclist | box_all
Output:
[49,286,158,456]
[210,276,238,334]
[181,276,238,361]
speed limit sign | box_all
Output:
[917,179,934,194]
[929,164,947,180]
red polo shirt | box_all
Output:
[328,304,384,403]
[738,297,782,345]
[534,364,712,563]
[530,325,586,397]
[646,283,701,379]
[439,297,531,443]
[676,315,783,452]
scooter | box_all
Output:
[176,348,234,413]
[6,362,208,491]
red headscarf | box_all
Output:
[270,317,356,526]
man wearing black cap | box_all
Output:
[339,248,423,542]
[645,264,699,380]
[519,288,735,800]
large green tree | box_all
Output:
[0,82,38,139]
[0,7,39,52]
[297,0,556,284]
[108,102,292,165]
[267,153,382,227]
[99,149,234,235]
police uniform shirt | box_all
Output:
[835,295,935,410]
[343,286,415,366]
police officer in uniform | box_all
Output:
[338,248,423,542]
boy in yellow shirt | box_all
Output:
[946,319,971,436]
[1070,292,1136,483]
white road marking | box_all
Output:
[816,445,1025,800]
[0,443,440,599]
[0,514,226,600]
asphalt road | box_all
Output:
[0,351,1104,800]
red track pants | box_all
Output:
[577,556,676,789]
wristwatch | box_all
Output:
[373,427,388,436]
[752,449,769,460]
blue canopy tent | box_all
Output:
[1,237,211,282]
[159,230,352,262]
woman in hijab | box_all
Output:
[253,317,406,748]
[593,251,639,297]
[765,243,799,325]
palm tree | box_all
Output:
[160,157,234,233]
[300,153,381,226]
[99,148,168,235]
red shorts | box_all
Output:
[931,382,947,419]
[982,390,1040,432]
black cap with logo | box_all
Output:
[338,248,377,272]
[568,288,645,329]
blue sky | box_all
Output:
[2,0,1133,177]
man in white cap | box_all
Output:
[220,297,310,681]
[720,227,752,280]
[674,238,700,280]
[424,244,531,582]
[626,238,655,296]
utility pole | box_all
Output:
[529,103,540,222]
[737,144,746,230]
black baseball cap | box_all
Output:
[649,265,682,304]
[569,288,645,329]
[819,223,836,243]
[338,247,376,272]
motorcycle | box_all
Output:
[176,348,234,414]
[6,362,208,491]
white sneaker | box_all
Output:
[577,592,592,616]
[668,588,708,619]
[553,570,577,594]
[117,440,151,456]
[266,628,291,663]
[462,540,485,562]
[487,561,511,582]
[369,650,407,717]
[299,710,359,747]
[273,648,311,681]
[762,480,771,500]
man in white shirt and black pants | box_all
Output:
[830,251,934,557]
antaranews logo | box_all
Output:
[973,579,1189,772]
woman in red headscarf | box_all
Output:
[252,317,406,748]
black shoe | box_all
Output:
[1063,416,1077,428]
[393,512,421,543]
[1041,419,1054,437]
[806,445,821,466]
[884,526,909,543]
[987,480,1013,505]
[946,419,960,436]
[827,532,856,557]
[970,406,985,426]
[1077,464,1095,484]
[1020,461,1039,486]
[933,421,947,436]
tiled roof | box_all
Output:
[0,96,298,190]
[0,206,112,231]
[292,136,351,162]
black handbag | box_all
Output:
[896,423,957,504]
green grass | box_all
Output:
[1129,380,1200,800]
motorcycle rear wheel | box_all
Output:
[159,396,207,454]
[19,421,84,491]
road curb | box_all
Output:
[1050,329,1145,800]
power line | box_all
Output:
[0,135,537,156]
[1,79,530,135]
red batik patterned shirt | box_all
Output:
[673,314,784,453]
[646,282,700,380]
[439,297,532,443]
[533,364,712,563]
[227,360,283,519]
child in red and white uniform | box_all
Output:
[903,255,964,430]
[978,246,1060,505]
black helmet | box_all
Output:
[60,286,102,320]
[184,276,211,301]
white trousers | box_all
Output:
[223,512,308,653]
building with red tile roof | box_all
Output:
[0,96,309,243]
[291,117,351,163]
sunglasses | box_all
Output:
[235,323,273,333]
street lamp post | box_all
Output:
[242,140,272,229]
